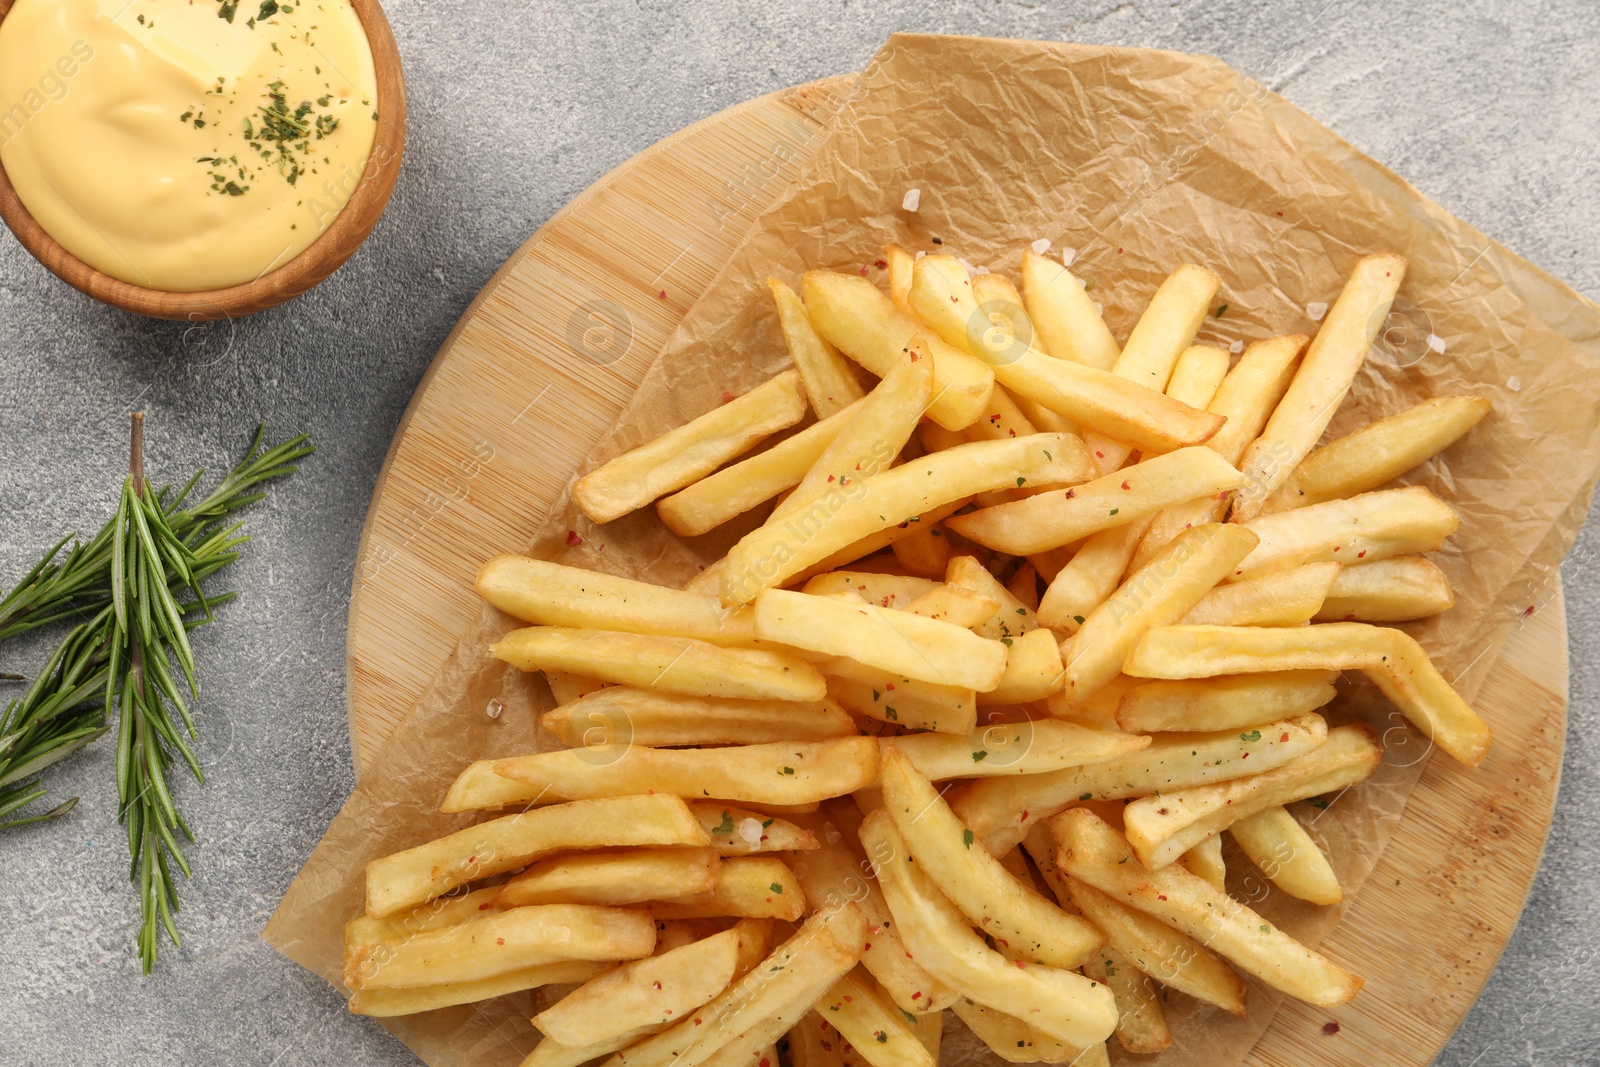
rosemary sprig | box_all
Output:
[0,417,312,970]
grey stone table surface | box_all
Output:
[1,1,1596,1064]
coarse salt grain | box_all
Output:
[1061,247,1078,267]
[902,188,921,212]
[1306,301,1329,322]
[1426,333,1446,354]
[1093,302,1104,316]
[1229,339,1244,354]
[738,818,764,846]
[1507,375,1522,392]
[974,265,991,275]
[915,250,926,260]
[1030,238,1051,255]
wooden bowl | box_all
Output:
[0,0,406,321]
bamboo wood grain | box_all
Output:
[344,75,1567,1067]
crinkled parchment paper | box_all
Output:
[265,33,1600,1067]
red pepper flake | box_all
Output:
[1322,1022,1341,1036]
[1280,732,1290,742]
[1241,752,1250,758]
[1020,810,1029,821]
[842,996,853,1003]
[664,1010,673,1016]
[1013,958,1026,969]
[875,259,888,269]
[909,351,920,361]
[496,938,506,945]
[1094,451,1105,459]
[1356,549,1367,558]
[863,942,871,950]
[694,1018,703,1027]
[950,295,959,303]
[860,266,869,276]
[478,902,492,910]
[722,390,735,403]
[566,530,583,546]
[1522,604,1536,618]
[1157,895,1168,901]
[1116,247,1123,253]
[886,683,896,691]
[827,474,836,482]
[1332,545,1341,552]
[1065,489,1076,499]
[1344,613,1356,620]
[1120,479,1131,490]
[911,991,922,1000]
[652,981,663,990]
[760,1059,771,1067]
[658,290,667,299]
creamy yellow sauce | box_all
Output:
[0,0,378,291]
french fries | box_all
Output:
[1019,249,1120,370]
[1034,516,1155,634]
[821,658,977,734]
[878,749,1104,970]
[1268,395,1491,511]
[881,720,1148,780]
[769,277,868,417]
[754,589,1007,690]
[979,627,1064,705]
[350,960,608,1018]
[541,688,857,749]
[497,847,719,906]
[802,270,995,430]
[1123,622,1491,765]
[720,435,1089,604]
[487,738,881,807]
[815,970,935,1067]
[805,570,938,606]
[534,927,742,1045]
[1113,671,1338,733]
[1232,485,1458,581]
[861,811,1119,1049]
[651,856,806,921]
[950,714,1329,854]
[950,998,1081,1064]
[1232,254,1408,520]
[690,802,820,856]
[1112,265,1222,393]
[1315,555,1455,621]
[945,555,1039,641]
[1121,724,1382,868]
[491,626,827,702]
[1229,805,1343,905]
[575,370,808,524]
[1181,834,1227,891]
[1079,946,1173,1054]
[1063,523,1260,701]
[1179,561,1340,626]
[1053,809,1364,1005]
[368,794,709,915]
[946,448,1244,555]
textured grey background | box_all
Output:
[0,1,1596,1064]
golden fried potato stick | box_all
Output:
[1123,622,1490,765]
[575,370,808,524]
[1080,945,1173,1054]
[770,278,868,417]
[687,802,819,857]
[979,628,1066,705]
[1052,809,1364,1006]
[1122,724,1381,869]
[1113,670,1338,733]
[1179,561,1340,626]
[813,969,934,1067]
[497,847,718,907]
[1019,250,1120,371]
[880,720,1148,780]
[1231,254,1408,520]
[1314,555,1454,622]
[1111,265,1222,393]
[651,856,807,921]
[821,657,977,734]
[886,245,916,311]
[541,687,856,749]
[1233,485,1458,581]
[950,998,1083,1064]
[1266,395,1491,511]
[350,960,608,1018]
[1180,834,1226,891]
[1229,804,1343,905]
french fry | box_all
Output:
[534,927,742,1045]
[1053,809,1364,1005]
[814,969,935,1067]
[881,720,1148,780]
[886,245,916,311]
[657,400,865,536]
[497,847,718,907]
[950,998,1080,1064]
[1179,561,1339,626]
[1267,395,1491,511]
[488,738,881,808]
[690,802,820,855]
[902,583,1000,628]
[1111,265,1222,393]
[754,589,1007,690]
[822,658,977,733]
[1130,334,1306,570]
[347,904,656,990]
[1231,254,1408,521]
[1019,250,1120,370]
[350,960,609,1018]
[1315,555,1454,621]
[721,435,1091,605]
[542,688,856,749]
[804,571,938,607]
[1233,485,1458,581]
[477,555,756,645]
[491,627,827,703]
[1063,524,1259,701]
[946,448,1245,555]
[860,810,1119,1049]
[907,256,1222,453]
[343,885,509,954]
[1122,724,1381,869]
[891,523,956,578]
[574,371,808,523]
[770,278,868,417]
[1163,344,1231,411]
[945,555,1040,641]
[1080,945,1173,1054]
[1180,834,1226,891]
[1035,516,1155,634]
[656,918,725,953]
[522,1027,659,1067]
[1230,805,1343,905]
[1043,673,1135,732]
[1122,622,1490,765]
[964,383,1040,443]
[788,803,961,1013]
[879,749,1104,969]
[979,628,1065,705]
[950,714,1329,854]
[775,346,934,523]
[803,270,995,431]
[971,271,1036,341]
[788,1012,845,1067]
[604,906,866,1067]
[546,670,608,706]
[796,500,974,584]
[1006,562,1041,611]
[1114,671,1338,733]
[370,795,708,915]
[652,856,806,921]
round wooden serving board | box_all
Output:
[345,76,1569,1067]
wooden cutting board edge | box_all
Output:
[342,74,1571,1067]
